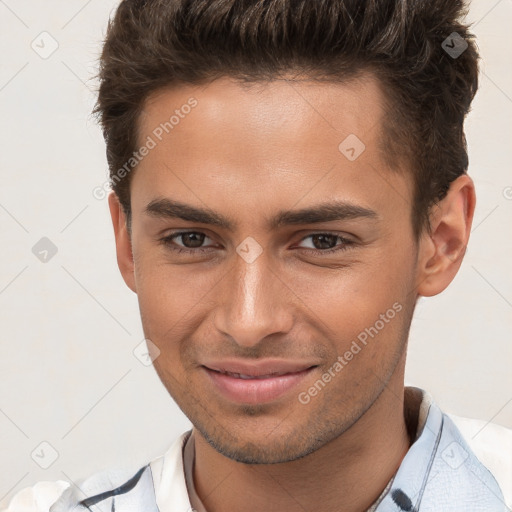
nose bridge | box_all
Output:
[214,249,292,347]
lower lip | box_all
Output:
[203,366,316,405]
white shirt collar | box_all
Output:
[150,386,434,512]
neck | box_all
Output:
[191,373,412,512]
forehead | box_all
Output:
[139,73,385,153]
[131,74,412,226]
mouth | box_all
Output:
[202,364,318,404]
[211,369,305,379]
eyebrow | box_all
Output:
[144,198,379,231]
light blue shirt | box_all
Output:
[41,388,509,511]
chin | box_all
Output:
[203,433,318,464]
[195,416,345,465]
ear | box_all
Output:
[108,191,137,293]
[416,174,476,297]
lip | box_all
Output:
[202,359,318,404]
[202,358,318,377]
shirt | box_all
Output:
[181,428,395,512]
[3,386,511,512]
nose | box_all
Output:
[213,248,294,348]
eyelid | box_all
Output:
[296,231,353,245]
[159,230,219,254]
[160,229,356,255]
[293,232,355,254]
[168,230,215,247]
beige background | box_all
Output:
[0,0,511,506]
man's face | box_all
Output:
[124,75,421,463]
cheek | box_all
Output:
[294,257,408,317]
[287,254,413,357]
[133,254,223,369]
[134,249,215,320]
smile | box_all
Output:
[203,365,317,404]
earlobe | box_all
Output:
[108,192,137,293]
[416,174,476,297]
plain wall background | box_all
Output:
[0,0,511,506]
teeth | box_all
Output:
[222,371,284,379]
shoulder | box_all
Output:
[1,465,156,512]
[446,412,512,508]
[1,432,191,512]
[0,481,70,512]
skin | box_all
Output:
[108,74,475,512]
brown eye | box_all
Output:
[178,232,206,248]
[310,234,338,250]
[296,233,355,256]
[159,231,216,255]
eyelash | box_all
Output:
[159,231,355,256]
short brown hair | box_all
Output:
[94,0,479,238]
